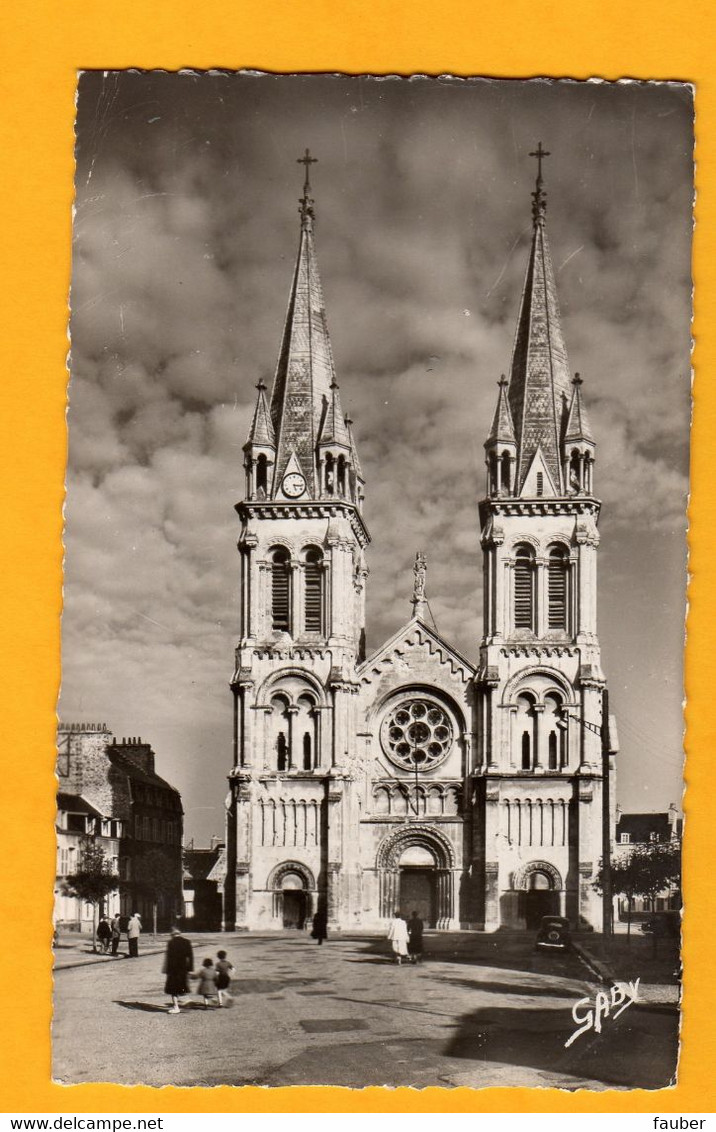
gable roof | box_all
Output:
[358,617,475,685]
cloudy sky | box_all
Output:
[62,73,692,843]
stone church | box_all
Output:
[224,150,617,933]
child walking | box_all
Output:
[215,950,234,1007]
[195,957,218,1008]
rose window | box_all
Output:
[380,698,453,770]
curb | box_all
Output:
[54,947,167,971]
[572,941,614,984]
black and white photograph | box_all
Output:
[53,72,690,1091]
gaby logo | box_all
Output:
[564,979,641,1047]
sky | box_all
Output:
[62,73,693,844]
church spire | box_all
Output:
[267,150,343,500]
[506,145,573,495]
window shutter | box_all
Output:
[304,558,323,633]
[271,554,290,631]
[514,550,533,629]
[548,549,568,630]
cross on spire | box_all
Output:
[529,141,551,186]
[297,147,317,193]
[529,142,551,226]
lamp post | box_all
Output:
[559,690,614,936]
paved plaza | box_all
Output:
[53,931,678,1091]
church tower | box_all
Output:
[474,146,616,930]
[224,153,370,930]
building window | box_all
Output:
[514,545,535,631]
[547,545,569,630]
[67,813,87,834]
[650,831,659,842]
[620,833,630,845]
[303,548,323,633]
[536,472,544,497]
[501,451,511,494]
[271,548,291,632]
[256,453,268,496]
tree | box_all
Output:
[63,836,118,952]
[594,841,681,940]
[134,848,180,937]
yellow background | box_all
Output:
[1,0,711,1113]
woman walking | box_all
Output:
[163,926,194,1015]
[387,911,409,965]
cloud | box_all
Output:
[60,74,692,839]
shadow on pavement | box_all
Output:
[443,1001,678,1090]
[114,1000,172,1013]
[440,976,582,999]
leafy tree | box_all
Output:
[594,841,681,940]
[133,848,180,937]
[63,836,118,952]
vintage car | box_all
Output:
[640,910,681,939]
[535,915,571,951]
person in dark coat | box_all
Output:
[407,911,424,964]
[96,916,112,953]
[311,908,328,945]
[163,926,194,1014]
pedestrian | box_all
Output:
[127,912,142,958]
[387,910,409,965]
[407,910,424,964]
[97,915,112,954]
[110,913,121,956]
[163,926,194,1015]
[311,908,328,945]
[215,950,234,1007]
[194,958,218,1008]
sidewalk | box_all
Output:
[573,931,680,1010]
[53,932,168,970]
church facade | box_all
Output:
[224,152,617,933]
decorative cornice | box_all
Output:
[237,500,370,548]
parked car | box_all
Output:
[640,911,680,939]
[535,915,571,951]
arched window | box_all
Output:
[547,545,569,631]
[337,455,346,496]
[489,452,498,494]
[271,548,291,632]
[303,548,323,634]
[324,454,334,493]
[516,693,536,770]
[514,545,535,630]
[545,692,567,771]
[522,732,531,770]
[296,694,316,771]
[256,453,268,496]
[501,451,511,494]
[277,732,288,772]
[569,450,581,491]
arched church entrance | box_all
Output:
[514,862,562,929]
[376,826,454,928]
[267,862,315,930]
[398,845,437,927]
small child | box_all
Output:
[215,950,234,1008]
[195,958,218,1008]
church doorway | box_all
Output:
[275,867,310,929]
[518,866,561,929]
[398,845,437,927]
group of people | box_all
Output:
[162,927,234,1014]
[387,911,424,964]
[96,912,142,957]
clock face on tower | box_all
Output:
[282,471,306,498]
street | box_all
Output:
[53,931,678,1091]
